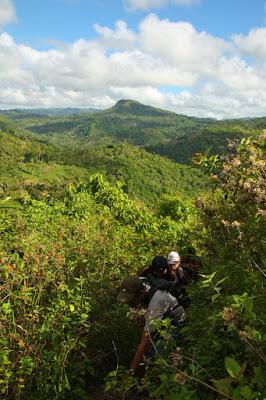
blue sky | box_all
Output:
[8,0,266,48]
[0,0,266,118]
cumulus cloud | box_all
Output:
[138,14,228,73]
[0,13,266,118]
[0,0,16,30]
[94,20,136,49]
[124,0,198,12]
[110,85,166,107]
[109,50,197,87]
[232,28,266,60]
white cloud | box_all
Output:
[124,0,198,12]
[94,20,136,49]
[138,14,228,73]
[110,85,165,107]
[0,0,16,30]
[0,14,266,118]
[232,28,266,60]
[217,57,265,92]
[108,49,197,87]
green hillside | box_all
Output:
[0,122,209,205]
[62,142,210,202]
[2,100,264,164]
[6,100,209,149]
[146,126,245,163]
[146,118,266,163]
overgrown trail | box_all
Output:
[0,136,265,400]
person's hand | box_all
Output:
[169,267,177,280]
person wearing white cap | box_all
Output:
[167,251,184,281]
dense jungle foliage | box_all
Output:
[0,103,265,400]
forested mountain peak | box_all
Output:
[105,99,176,117]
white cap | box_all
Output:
[167,251,181,265]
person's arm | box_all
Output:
[146,273,174,290]
[130,330,150,372]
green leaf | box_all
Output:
[224,357,242,380]
[2,302,12,315]
[200,272,217,287]
[211,293,220,303]
[240,386,253,400]
[69,304,75,312]
[216,277,228,286]
[212,378,232,396]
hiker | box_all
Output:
[167,249,203,305]
[140,254,184,289]
[140,254,189,307]
[140,255,171,290]
[167,251,184,283]
[167,251,192,307]
[117,276,185,374]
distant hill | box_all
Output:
[106,99,176,117]
[1,100,265,164]
[0,107,99,119]
[9,100,213,146]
